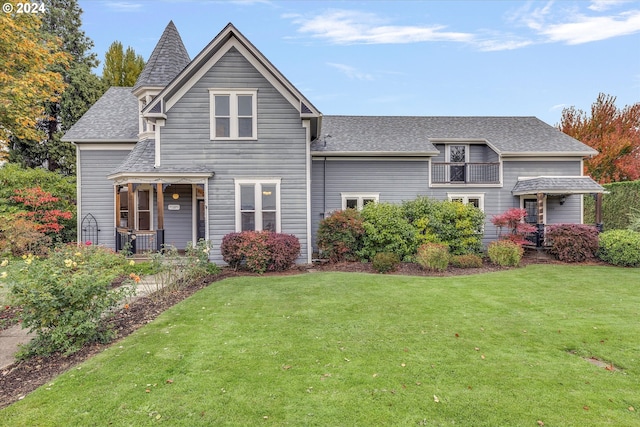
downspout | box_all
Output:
[323,157,327,218]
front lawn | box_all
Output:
[1,265,639,426]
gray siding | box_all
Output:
[311,157,587,250]
[78,149,131,249]
[311,159,429,250]
[160,48,308,263]
[163,184,194,249]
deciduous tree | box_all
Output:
[0,0,69,155]
[559,93,640,183]
[102,41,145,87]
[8,0,105,174]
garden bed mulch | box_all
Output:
[0,254,606,409]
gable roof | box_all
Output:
[142,23,321,120]
[132,21,191,93]
[61,87,138,143]
[312,116,598,157]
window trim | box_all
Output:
[340,192,380,210]
[234,178,281,232]
[447,193,485,211]
[209,89,258,140]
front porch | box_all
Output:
[512,176,605,248]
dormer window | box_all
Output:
[210,89,257,140]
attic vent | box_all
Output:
[301,102,312,114]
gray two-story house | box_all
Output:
[63,22,605,263]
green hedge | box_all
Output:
[584,180,640,230]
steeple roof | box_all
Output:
[132,21,191,93]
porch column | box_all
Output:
[115,186,121,228]
[536,192,545,247]
[156,183,165,251]
[127,183,136,253]
[115,186,121,251]
[595,193,603,232]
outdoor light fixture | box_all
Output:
[560,195,566,205]
[172,193,180,200]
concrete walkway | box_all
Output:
[0,274,164,371]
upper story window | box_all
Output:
[210,89,257,140]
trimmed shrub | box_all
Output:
[221,231,300,273]
[450,253,483,268]
[372,252,400,274]
[402,197,484,255]
[545,224,599,262]
[598,229,640,267]
[416,243,450,272]
[358,202,417,261]
[316,209,364,262]
[488,240,523,267]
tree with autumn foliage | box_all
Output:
[559,93,640,183]
[0,0,69,156]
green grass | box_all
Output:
[2,265,639,426]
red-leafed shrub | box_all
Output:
[221,231,300,273]
[316,209,365,262]
[546,224,599,262]
[267,233,301,272]
[491,208,537,246]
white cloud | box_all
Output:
[289,10,474,45]
[588,0,633,12]
[104,1,143,11]
[538,10,640,44]
[327,63,374,81]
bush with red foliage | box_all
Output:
[221,231,300,273]
[546,224,599,262]
[316,209,365,262]
[491,208,537,245]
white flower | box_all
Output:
[1,259,8,267]
[0,271,7,279]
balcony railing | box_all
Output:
[432,162,500,184]
[115,228,164,254]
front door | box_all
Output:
[523,198,538,225]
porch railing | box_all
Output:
[115,228,164,254]
[431,162,500,184]
[524,223,604,248]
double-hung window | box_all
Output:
[210,89,257,140]
[235,178,281,232]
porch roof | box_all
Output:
[511,176,605,196]
[107,138,213,184]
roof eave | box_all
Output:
[311,151,438,157]
[501,151,598,157]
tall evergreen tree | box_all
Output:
[102,41,145,87]
[9,0,105,175]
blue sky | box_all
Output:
[79,0,640,126]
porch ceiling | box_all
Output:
[511,176,605,196]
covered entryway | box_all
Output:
[511,176,605,247]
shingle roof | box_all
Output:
[109,139,212,177]
[512,176,605,195]
[132,21,191,92]
[312,116,598,156]
[61,87,139,142]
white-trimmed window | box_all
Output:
[341,193,379,210]
[235,178,281,232]
[448,193,484,211]
[210,89,257,140]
